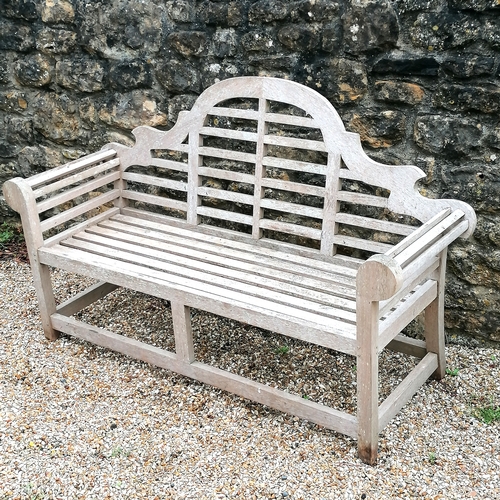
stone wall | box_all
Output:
[1,0,500,343]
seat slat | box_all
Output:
[103,216,358,287]
[52,238,358,330]
[97,219,357,300]
[78,227,357,314]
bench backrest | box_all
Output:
[21,77,472,257]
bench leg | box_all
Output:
[32,262,58,341]
[357,300,379,465]
[424,250,447,380]
[172,301,195,363]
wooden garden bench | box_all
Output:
[3,77,476,464]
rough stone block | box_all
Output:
[374,80,425,105]
[371,54,440,76]
[0,20,34,51]
[168,31,207,57]
[314,58,368,103]
[41,0,75,24]
[2,0,38,20]
[278,25,320,51]
[157,58,201,94]
[249,0,289,23]
[36,28,77,55]
[241,30,277,53]
[0,91,28,114]
[109,60,153,91]
[166,1,196,22]
[98,92,167,130]
[321,21,342,53]
[482,19,500,49]
[346,109,406,148]
[393,0,442,13]
[0,116,34,158]
[441,55,495,78]
[33,93,82,144]
[0,57,9,84]
[450,0,500,10]
[168,94,198,126]
[14,53,53,88]
[56,57,107,93]
[293,0,339,22]
[342,0,399,54]
[410,12,481,50]
[433,84,500,113]
[414,115,483,157]
[210,29,239,58]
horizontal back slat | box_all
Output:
[265,113,317,128]
[260,219,322,240]
[198,186,254,205]
[208,106,260,120]
[335,213,414,236]
[264,135,327,152]
[198,146,257,164]
[37,171,120,214]
[40,189,120,233]
[150,158,189,172]
[197,206,253,225]
[200,127,258,142]
[198,166,255,184]
[28,150,117,188]
[261,178,325,197]
[262,156,327,175]
[122,190,188,212]
[33,158,120,198]
[260,198,323,219]
[122,172,188,192]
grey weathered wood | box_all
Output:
[3,76,477,466]
[378,352,438,431]
[56,281,119,317]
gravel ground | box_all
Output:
[1,259,499,499]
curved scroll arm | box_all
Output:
[339,133,476,239]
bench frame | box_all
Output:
[3,77,476,464]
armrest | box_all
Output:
[2,149,121,248]
[357,208,471,303]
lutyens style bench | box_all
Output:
[3,77,476,464]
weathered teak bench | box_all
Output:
[3,77,476,464]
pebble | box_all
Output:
[0,260,499,498]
